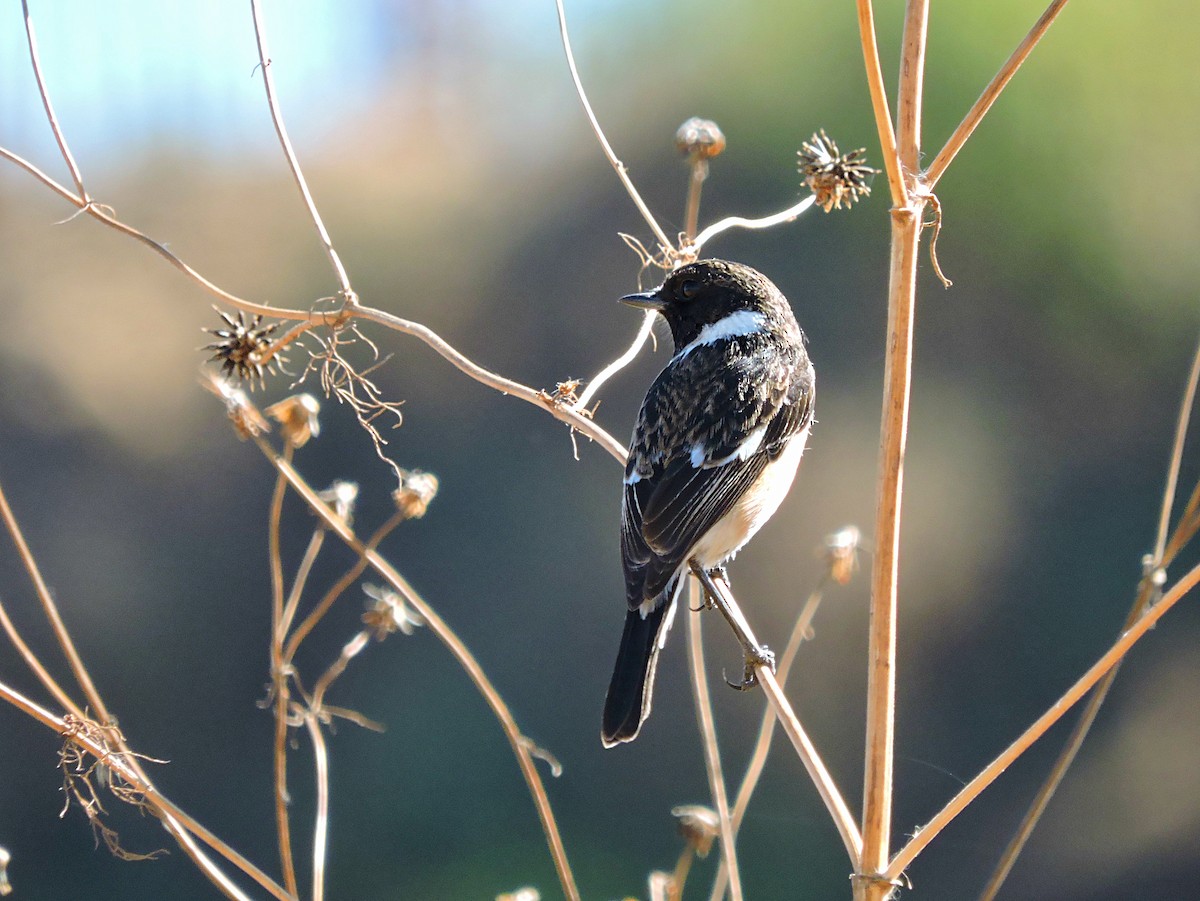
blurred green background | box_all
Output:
[1,1,1199,899]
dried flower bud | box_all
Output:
[495,890,539,901]
[675,117,726,160]
[265,394,321,447]
[798,130,876,212]
[204,372,269,440]
[318,480,359,525]
[824,525,862,586]
[393,469,439,519]
[362,584,425,639]
[204,308,285,388]
[671,804,720,858]
[647,871,672,901]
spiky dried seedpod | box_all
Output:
[798,130,876,212]
[265,394,320,448]
[205,308,285,387]
[671,804,720,858]
[675,117,726,160]
[393,469,439,520]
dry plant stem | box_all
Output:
[684,161,706,243]
[0,595,81,717]
[268,448,301,901]
[708,582,828,901]
[855,0,906,206]
[924,0,1072,191]
[2,475,292,901]
[0,147,307,320]
[858,0,928,894]
[303,714,330,901]
[0,151,625,459]
[694,571,862,865]
[279,529,326,642]
[978,333,1200,901]
[352,306,626,461]
[0,478,113,726]
[690,195,817,256]
[254,441,581,901]
[249,0,354,299]
[0,680,295,901]
[573,309,657,413]
[857,200,921,901]
[686,579,743,901]
[553,0,672,255]
[884,559,1200,884]
[21,0,86,198]
[283,510,406,663]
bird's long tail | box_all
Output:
[601,594,676,747]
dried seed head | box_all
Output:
[265,394,321,448]
[205,308,285,388]
[798,130,876,212]
[362,584,425,640]
[671,804,720,858]
[675,117,726,160]
[393,469,439,520]
[495,889,540,901]
[824,525,862,586]
[318,480,359,525]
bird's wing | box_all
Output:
[621,340,812,607]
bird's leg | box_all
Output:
[690,565,725,611]
[689,562,776,690]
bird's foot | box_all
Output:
[724,643,775,691]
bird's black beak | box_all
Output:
[620,288,667,312]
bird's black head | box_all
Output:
[620,259,800,352]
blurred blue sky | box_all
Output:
[1,0,622,163]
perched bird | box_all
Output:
[602,259,815,747]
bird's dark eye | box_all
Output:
[678,279,701,300]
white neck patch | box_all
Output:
[674,310,766,361]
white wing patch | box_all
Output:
[674,310,766,362]
[689,425,768,469]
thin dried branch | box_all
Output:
[302,713,330,901]
[250,435,581,901]
[572,310,657,413]
[267,445,301,900]
[553,0,673,256]
[21,0,87,198]
[686,580,743,901]
[0,478,114,727]
[855,0,906,206]
[691,570,862,867]
[924,0,1072,190]
[249,0,354,300]
[885,560,1200,884]
[0,146,310,320]
[283,509,407,662]
[0,681,294,901]
[279,529,326,643]
[690,195,817,257]
[978,333,1200,900]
